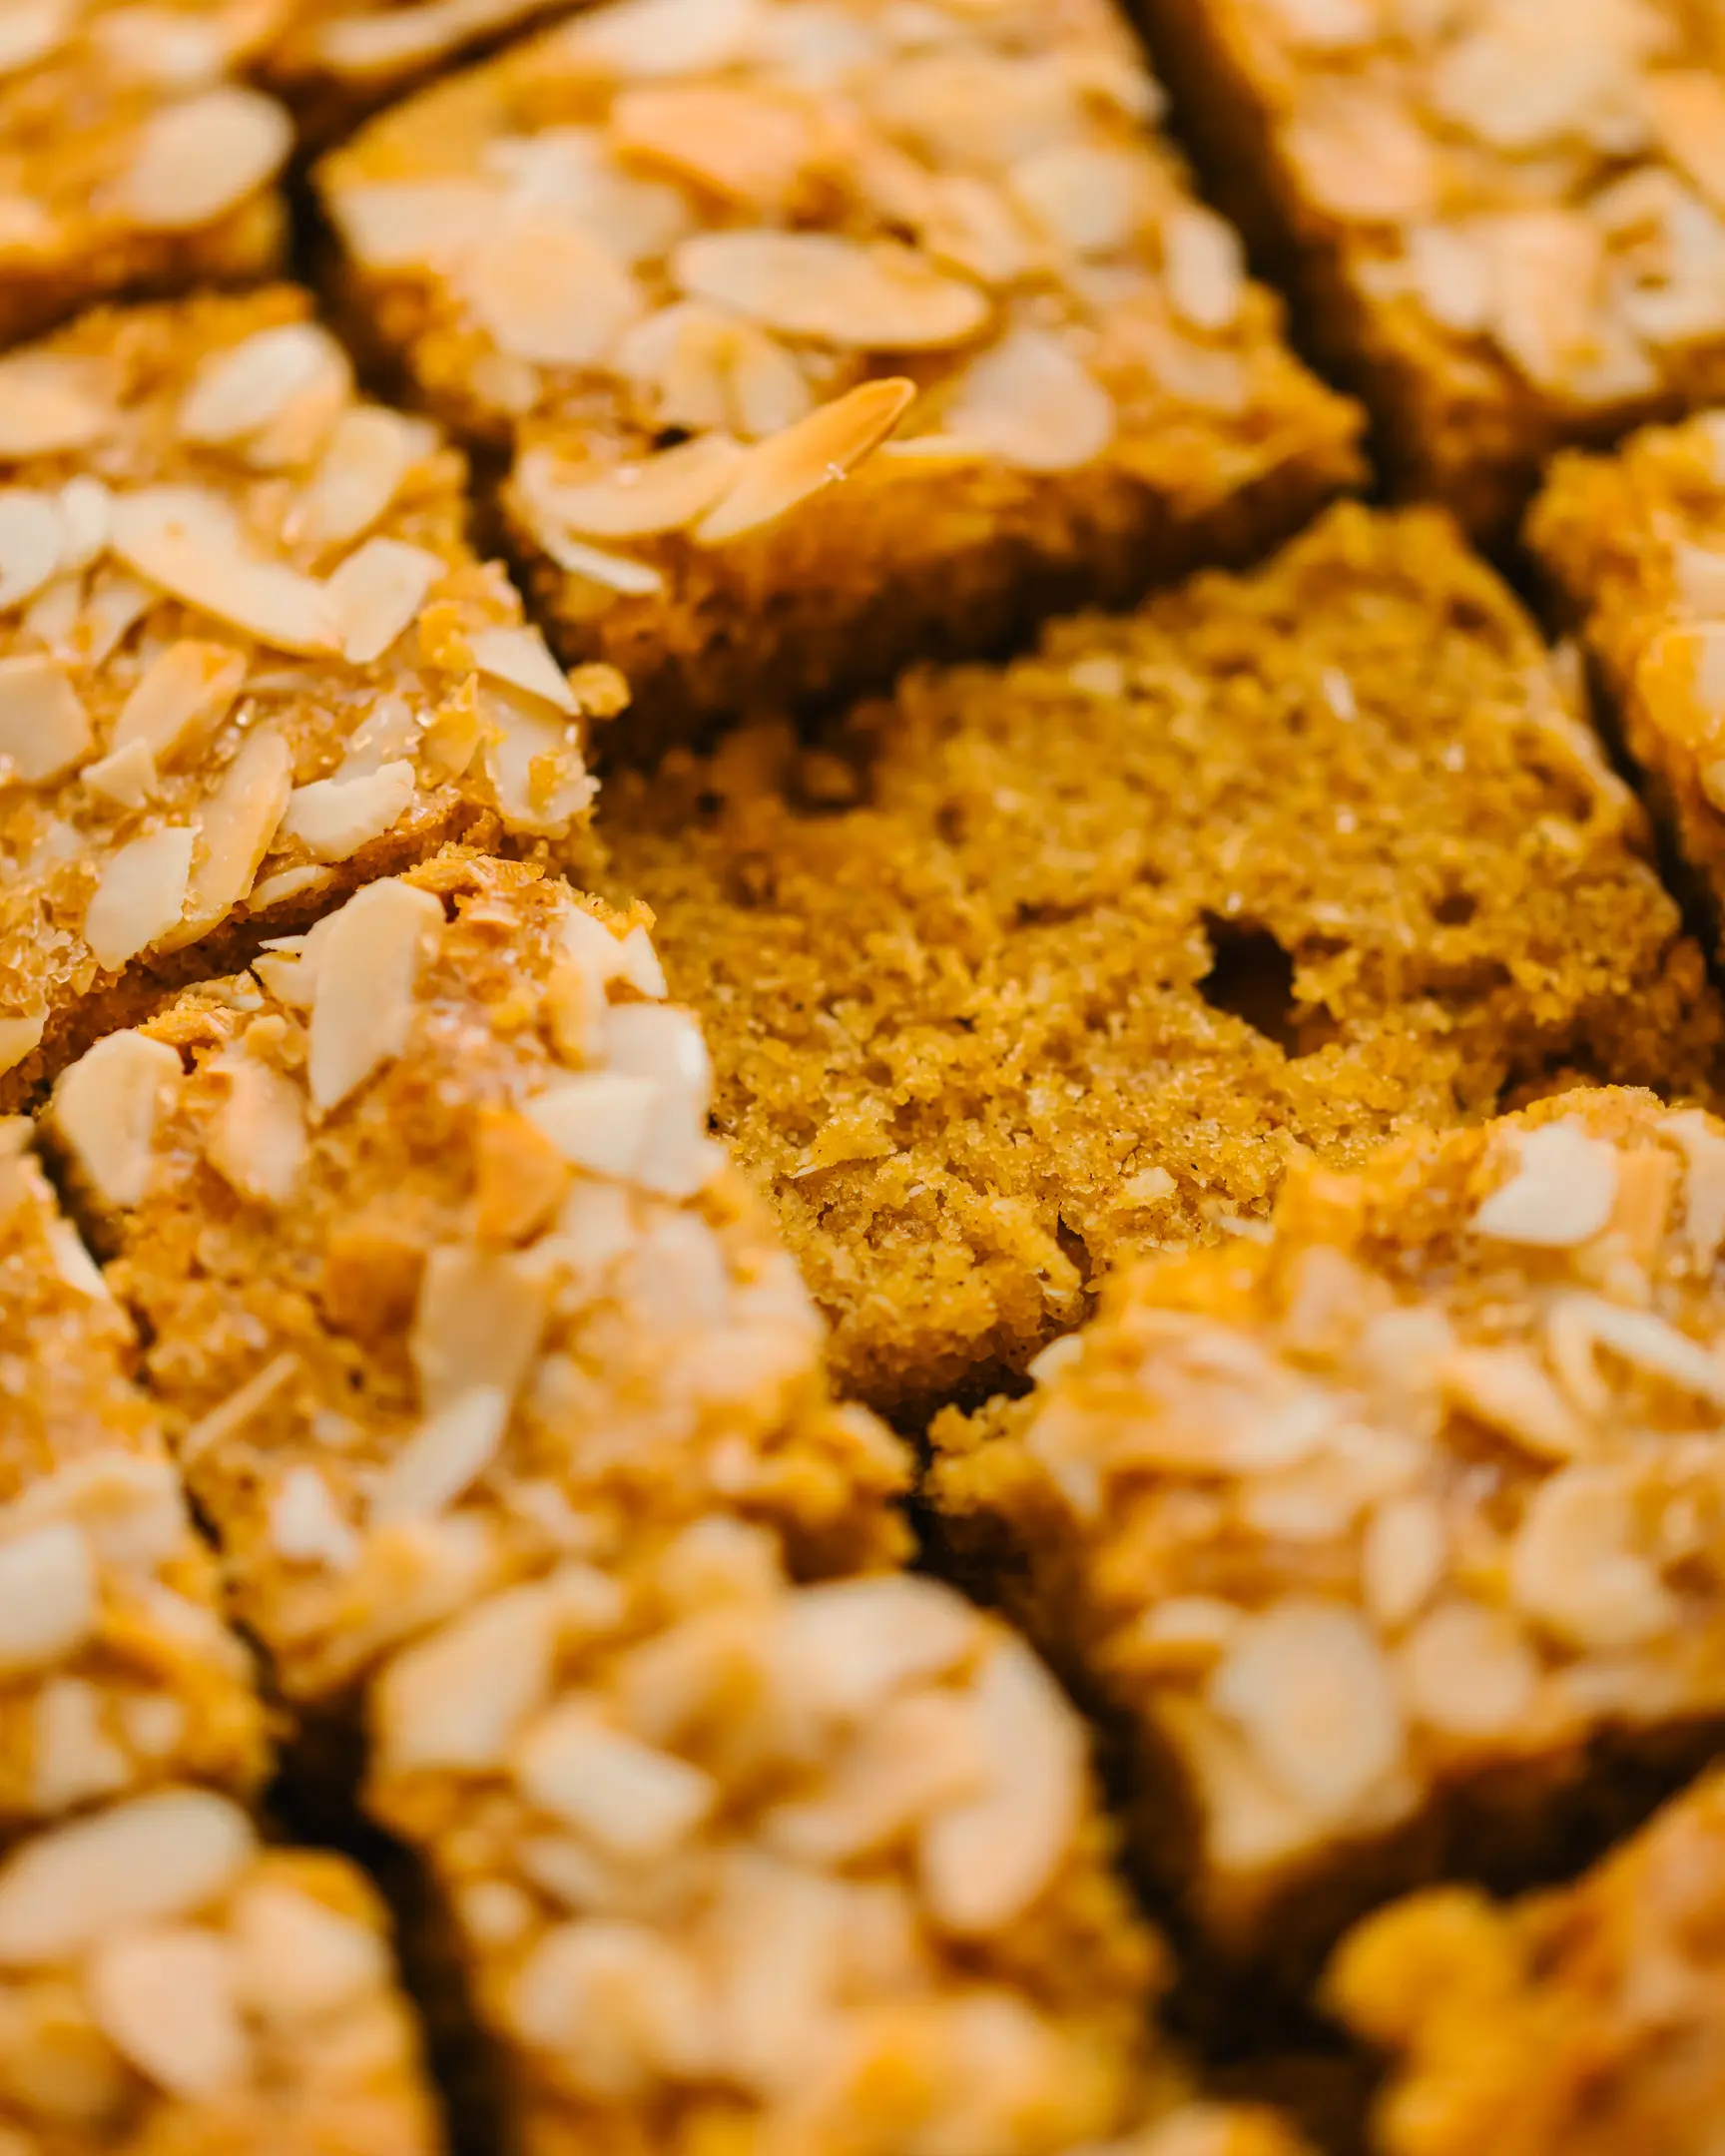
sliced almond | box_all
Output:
[277,760,416,865]
[944,326,1116,473]
[79,567,155,666]
[609,82,820,207]
[328,178,500,270]
[919,1637,1082,1934]
[470,624,577,714]
[695,378,916,546]
[58,475,111,572]
[1471,1119,1620,1247]
[1400,1599,1539,1741]
[1162,205,1247,332]
[523,1072,661,1178]
[1009,142,1148,258]
[178,322,351,447]
[466,213,644,368]
[0,1790,256,1965]
[674,232,988,350]
[324,537,442,667]
[1443,1346,1586,1461]
[205,1051,307,1207]
[409,1244,549,1416]
[160,723,292,951]
[306,876,443,1114]
[0,2,73,80]
[118,86,290,231]
[0,1014,45,1076]
[0,651,90,783]
[481,683,594,837]
[1550,1292,1725,1403]
[0,489,66,613]
[0,1523,95,1675]
[1661,1109,1725,1268]
[288,406,419,553]
[232,1882,385,2024]
[52,1029,181,1209]
[529,524,665,595]
[1510,1464,1677,1651]
[182,1351,298,1462]
[84,825,195,971]
[111,640,246,767]
[555,0,760,78]
[370,1386,510,1523]
[0,355,110,457]
[110,488,338,656]
[513,1707,716,1858]
[1647,71,1725,218]
[520,435,746,542]
[89,1926,250,2098]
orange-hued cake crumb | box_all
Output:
[1530,408,1725,957]
[316,0,1361,741]
[46,850,909,1715]
[1139,0,1725,538]
[0,1788,442,2156]
[933,1088,1725,1976]
[600,503,1720,1413]
[0,285,619,1112]
[0,1117,268,1833]
[0,1,293,349]
[1332,1769,1725,2156]
[367,1511,1287,2156]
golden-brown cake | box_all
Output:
[46,850,910,1716]
[933,1088,1725,1976]
[600,503,1721,1413]
[0,285,619,1109]
[316,0,1362,742]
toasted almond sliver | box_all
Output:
[111,640,247,767]
[481,684,595,837]
[370,1385,509,1524]
[119,86,291,231]
[1162,204,1248,333]
[328,178,500,270]
[0,489,66,612]
[0,1014,45,1077]
[58,475,110,573]
[1471,1119,1619,1246]
[158,724,292,952]
[182,1350,298,1462]
[206,1051,307,1208]
[83,739,159,808]
[0,652,90,784]
[278,760,417,865]
[89,1925,251,2098]
[110,488,339,656]
[696,378,917,547]
[470,624,577,714]
[179,322,350,447]
[51,1029,182,1211]
[467,214,644,368]
[0,1,73,79]
[324,537,443,667]
[307,877,443,1114]
[289,406,418,553]
[83,825,196,971]
[523,1072,660,1177]
[944,327,1116,473]
[557,0,759,78]
[0,356,109,457]
[521,435,746,542]
[674,231,988,350]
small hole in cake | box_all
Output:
[1198,914,1302,1056]
[1433,887,1478,926]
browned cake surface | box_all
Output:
[933,1087,1725,1976]
[317,0,1361,740]
[368,1515,1181,2156]
[599,503,1720,1413]
[1141,0,1725,536]
[0,1787,443,2155]
[0,1,292,348]
[1531,408,1725,958]
[47,850,909,1714]
[0,1118,268,1831]
[1333,1767,1725,2156]
[0,285,620,1109]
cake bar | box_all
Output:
[46,851,910,1715]
[317,0,1362,741]
[600,503,1720,1412]
[1139,0,1725,536]
[933,1088,1725,1975]
[0,285,616,1108]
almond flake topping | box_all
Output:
[89,1925,251,2098]
[1661,1110,1725,1268]
[467,213,645,367]
[1470,1119,1620,1246]
[83,825,195,971]
[0,1523,95,1676]
[306,876,443,1113]
[119,86,291,231]
[0,356,110,457]
[470,624,577,714]
[696,378,917,546]
[289,406,420,553]
[513,1706,718,1858]
[944,326,1117,473]
[0,1014,44,1077]
[324,537,443,666]
[110,489,339,657]
[279,761,417,864]
[673,232,990,350]
[164,722,292,949]
[332,179,501,270]
[111,641,246,768]
[205,1050,307,1208]
[52,1029,181,1209]
[0,489,66,613]
[0,652,90,785]
[371,1385,511,1523]
[0,1791,256,1965]
[519,434,747,542]
[555,0,761,80]
[1510,1464,1677,1651]
[179,322,351,447]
